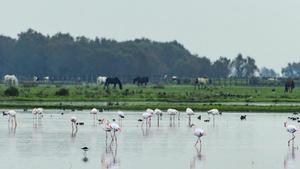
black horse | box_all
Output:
[285,79,295,93]
[133,77,149,86]
[104,77,122,90]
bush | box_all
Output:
[4,87,19,96]
[55,88,69,96]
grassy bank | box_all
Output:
[1,84,300,103]
[1,102,300,112]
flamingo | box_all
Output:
[117,111,125,126]
[167,108,178,126]
[70,116,78,135]
[141,111,152,127]
[207,109,221,126]
[194,128,205,149]
[154,108,163,127]
[90,108,99,124]
[186,108,195,127]
[146,108,154,127]
[284,122,298,146]
[3,110,17,128]
[99,118,112,143]
[109,119,121,145]
[32,108,43,120]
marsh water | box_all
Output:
[0,109,299,169]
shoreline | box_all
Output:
[0,101,300,112]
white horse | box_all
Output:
[4,75,18,87]
[97,76,107,85]
[194,77,208,89]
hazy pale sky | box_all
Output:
[1,0,300,72]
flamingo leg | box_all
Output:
[288,134,296,146]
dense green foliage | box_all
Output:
[4,87,19,96]
[0,29,260,79]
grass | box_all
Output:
[0,83,300,112]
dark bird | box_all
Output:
[197,115,201,120]
[204,119,210,122]
[138,119,143,122]
[240,115,247,120]
[77,122,84,125]
[81,147,89,151]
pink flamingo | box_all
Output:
[141,111,152,127]
[167,108,178,126]
[100,118,113,142]
[194,128,205,149]
[284,122,298,146]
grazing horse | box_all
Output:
[194,77,208,89]
[285,79,295,93]
[104,77,122,90]
[133,77,149,86]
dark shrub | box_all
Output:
[4,87,19,96]
[55,88,69,96]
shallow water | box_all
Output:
[0,109,299,169]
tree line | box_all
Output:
[0,29,294,80]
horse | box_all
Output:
[104,77,122,90]
[194,77,208,89]
[285,79,295,93]
[4,75,18,87]
[97,76,107,85]
[133,77,149,86]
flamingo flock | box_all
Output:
[1,107,299,150]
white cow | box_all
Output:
[97,76,107,85]
[4,75,18,87]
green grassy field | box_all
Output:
[0,84,300,112]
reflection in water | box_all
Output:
[284,144,298,169]
[101,144,120,169]
[141,126,150,136]
[190,147,205,169]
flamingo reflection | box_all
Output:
[101,144,120,169]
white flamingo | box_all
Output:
[186,108,195,127]
[207,108,221,126]
[146,108,154,127]
[90,108,99,124]
[154,108,163,127]
[109,120,121,145]
[284,122,298,146]
[117,111,125,126]
[141,111,152,127]
[167,108,178,126]
[32,108,43,120]
[194,128,205,149]
[4,110,17,128]
[70,116,78,134]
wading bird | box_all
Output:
[117,111,125,126]
[70,116,78,135]
[186,108,195,127]
[90,108,99,124]
[154,108,163,127]
[194,128,205,149]
[3,110,17,128]
[284,122,298,146]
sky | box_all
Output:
[1,0,300,72]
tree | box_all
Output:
[212,57,231,78]
[259,67,278,78]
[282,62,300,77]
